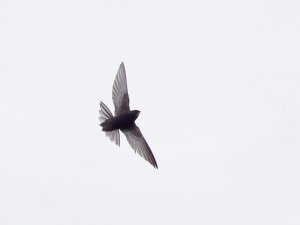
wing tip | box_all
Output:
[119,62,125,70]
[151,159,158,169]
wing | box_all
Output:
[112,62,130,116]
[122,124,158,168]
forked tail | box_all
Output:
[99,101,120,146]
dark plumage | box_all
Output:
[99,62,158,168]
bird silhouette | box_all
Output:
[99,62,158,168]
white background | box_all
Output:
[1,0,300,224]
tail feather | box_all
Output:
[99,101,113,122]
[105,130,120,146]
[99,101,120,146]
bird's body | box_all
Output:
[100,110,140,131]
[99,62,158,168]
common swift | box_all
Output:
[99,62,158,168]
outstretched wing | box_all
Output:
[122,124,158,168]
[112,62,130,116]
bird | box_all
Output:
[99,62,158,168]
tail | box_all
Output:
[99,101,120,146]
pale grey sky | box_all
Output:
[0,0,300,224]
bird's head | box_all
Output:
[132,110,140,118]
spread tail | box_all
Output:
[99,101,120,146]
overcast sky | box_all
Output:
[1,0,300,224]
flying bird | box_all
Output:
[99,62,158,168]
